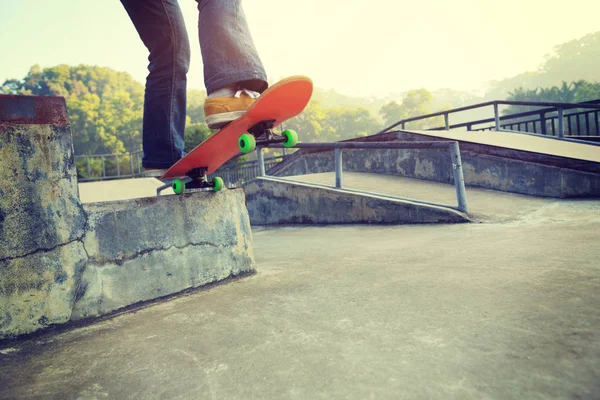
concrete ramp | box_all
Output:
[244,176,468,225]
[270,130,600,198]
[402,129,600,163]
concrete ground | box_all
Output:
[1,175,600,399]
[78,178,174,203]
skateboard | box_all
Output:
[156,75,313,195]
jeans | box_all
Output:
[121,0,267,169]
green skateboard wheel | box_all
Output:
[282,129,298,147]
[172,179,185,195]
[238,133,256,153]
[213,177,224,192]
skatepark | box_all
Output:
[1,95,600,398]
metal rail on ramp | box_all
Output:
[260,141,469,214]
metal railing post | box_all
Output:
[444,113,450,131]
[557,108,565,138]
[130,155,134,177]
[86,155,91,179]
[493,103,500,131]
[101,157,105,178]
[540,112,547,135]
[335,148,343,188]
[137,153,142,175]
[116,155,120,177]
[450,142,468,213]
[257,147,265,176]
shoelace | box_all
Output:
[234,88,260,99]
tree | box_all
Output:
[184,123,212,152]
[379,101,404,127]
[1,64,145,155]
[284,99,328,142]
[485,31,600,100]
[187,89,207,124]
[542,32,600,84]
[504,80,600,115]
[322,107,381,140]
[379,89,444,130]
[1,79,23,94]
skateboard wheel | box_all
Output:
[172,179,185,195]
[282,129,298,147]
[238,133,256,153]
[212,177,224,192]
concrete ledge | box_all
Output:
[0,94,256,339]
[0,189,255,339]
[244,177,468,225]
[0,124,86,259]
[74,191,255,319]
[0,94,69,126]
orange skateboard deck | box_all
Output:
[158,75,313,194]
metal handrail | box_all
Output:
[260,141,468,213]
[375,99,600,138]
[75,151,144,182]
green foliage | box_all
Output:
[312,88,388,121]
[574,81,600,103]
[184,123,212,153]
[379,101,403,127]
[379,89,445,129]
[504,80,600,115]
[542,32,600,84]
[187,89,207,124]
[1,64,145,155]
[284,99,382,142]
[321,107,381,140]
[284,99,328,141]
[75,154,140,180]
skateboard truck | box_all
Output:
[156,167,223,196]
[248,120,289,147]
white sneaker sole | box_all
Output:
[205,111,246,129]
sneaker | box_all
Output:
[204,89,260,129]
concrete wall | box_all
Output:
[0,95,255,339]
[245,177,468,225]
[270,134,600,198]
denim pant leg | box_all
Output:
[196,0,268,94]
[121,0,189,169]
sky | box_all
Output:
[1,0,599,98]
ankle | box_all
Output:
[208,84,237,98]
[208,84,260,99]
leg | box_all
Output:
[121,0,190,169]
[196,0,268,129]
[196,0,267,94]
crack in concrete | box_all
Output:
[1,188,89,264]
[70,231,91,314]
[86,241,227,267]
[0,235,84,263]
